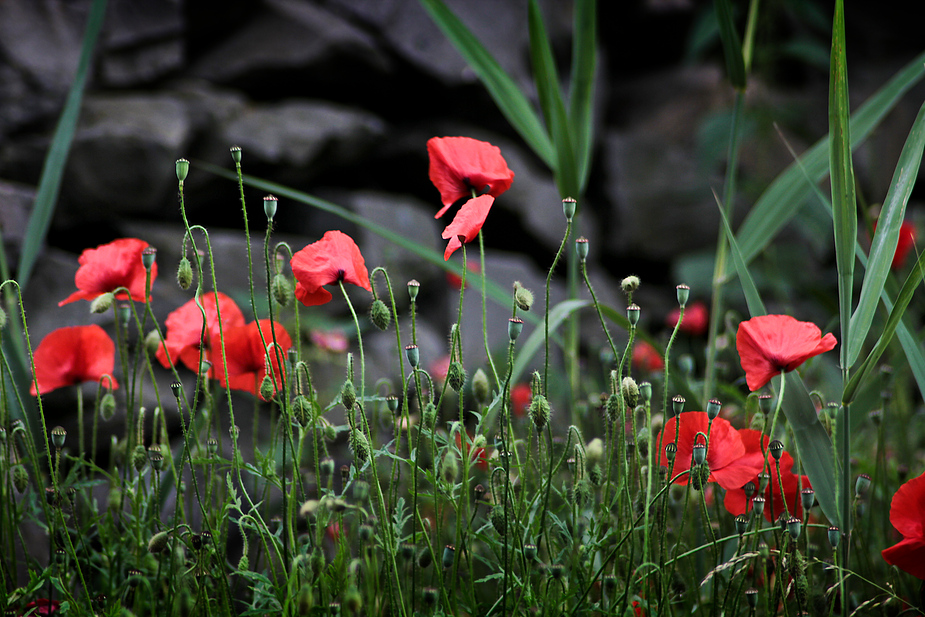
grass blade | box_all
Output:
[17,0,109,289]
[714,0,747,90]
[729,50,925,275]
[418,0,555,167]
[846,101,925,365]
[567,0,597,192]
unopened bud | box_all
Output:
[177,256,193,290]
[90,292,115,314]
[472,369,490,405]
[350,429,370,462]
[272,274,293,307]
[513,282,534,311]
[369,299,391,331]
[529,394,551,430]
[621,275,640,295]
[622,377,639,408]
[447,362,466,392]
[148,531,170,553]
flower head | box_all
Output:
[155,292,245,372]
[427,136,514,218]
[441,194,494,260]
[666,300,709,337]
[632,341,664,372]
[30,325,118,395]
[735,315,837,391]
[21,599,61,616]
[59,238,157,306]
[510,383,532,418]
[291,231,371,306]
[882,472,925,579]
[656,412,763,490]
[723,429,811,523]
[209,319,293,400]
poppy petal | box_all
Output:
[736,315,836,391]
[441,195,494,260]
[59,238,156,306]
[427,137,514,217]
[291,231,371,307]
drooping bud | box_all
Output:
[441,450,459,484]
[13,464,29,493]
[132,445,148,472]
[176,256,193,290]
[369,299,391,331]
[272,274,293,307]
[90,292,115,314]
[148,530,170,553]
[472,369,490,405]
[447,362,466,392]
[350,429,370,462]
[422,403,437,430]
[513,282,534,311]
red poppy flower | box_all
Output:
[656,412,763,490]
[21,598,60,616]
[291,231,371,306]
[30,325,118,396]
[155,292,245,372]
[209,319,293,400]
[455,431,489,472]
[723,429,811,523]
[735,315,837,391]
[59,238,156,306]
[666,301,709,337]
[510,383,532,418]
[632,341,664,372]
[441,194,494,260]
[882,471,925,579]
[427,136,515,218]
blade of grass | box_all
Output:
[567,0,597,193]
[847,101,925,365]
[511,299,587,386]
[527,0,578,198]
[716,188,840,526]
[715,0,747,90]
[418,0,555,168]
[728,50,925,276]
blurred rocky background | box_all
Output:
[1,0,923,427]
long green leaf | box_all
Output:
[511,299,588,386]
[847,101,925,365]
[527,0,578,198]
[17,0,109,289]
[729,50,925,274]
[828,0,857,371]
[418,0,555,167]
[714,0,747,90]
[717,187,840,526]
[567,0,597,192]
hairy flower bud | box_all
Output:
[90,292,115,314]
[369,299,391,331]
[350,429,370,462]
[622,377,639,408]
[13,464,29,493]
[342,380,356,411]
[621,275,640,295]
[529,394,551,430]
[447,361,466,392]
[441,450,459,484]
[272,274,293,307]
[472,369,490,405]
[148,530,170,553]
[176,256,193,290]
[513,282,534,311]
[132,445,148,472]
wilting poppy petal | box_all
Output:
[156,292,245,372]
[441,195,494,260]
[735,315,837,391]
[656,412,762,491]
[30,325,118,395]
[427,136,514,218]
[210,319,292,400]
[883,472,925,579]
[291,231,371,307]
[59,238,156,306]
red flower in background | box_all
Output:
[455,431,489,472]
[632,341,664,372]
[291,231,371,306]
[656,412,763,490]
[874,219,918,270]
[20,599,60,616]
[735,315,837,391]
[882,472,925,579]
[155,292,245,372]
[209,320,292,400]
[30,325,118,396]
[59,238,156,306]
[427,136,514,218]
[510,383,532,418]
[723,429,811,523]
[441,194,494,260]
[666,301,709,337]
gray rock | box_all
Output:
[0,179,34,262]
[99,0,185,86]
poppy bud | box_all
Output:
[508,317,524,341]
[690,464,710,491]
[441,450,459,484]
[350,429,370,462]
[259,375,275,401]
[676,284,690,308]
[272,274,293,307]
[176,256,193,290]
[13,464,29,493]
[513,282,534,311]
[422,403,437,430]
[148,530,170,553]
[0,304,6,330]
[50,426,66,450]
[291,395,312,426]
[320,457,335,477]
[490,506,506,535]
[447,361,466,392]
[405,345,419,368]
[575,236,589,261]
[626,303,640,326]
[706,399,721,420]
[529,394,551,430]
[562,197,577,220]
[472,369,490,405]
[90,292,115,314]
[585,438,604,466]
[639,381,652,403]
[176,158,189,182]
[341,380,356,411]
[622,377,639,408]
[369,299,391,331]
[132,445,148,472]
[230,145,242,164]
[621,275,640,295]
[263,194,278,221]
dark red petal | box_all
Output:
[889,472,925,539]
[30,325,118,395]
[441,195,494,260]
[883,536,925,579]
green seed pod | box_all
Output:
[638,381,652,403]
[827,526,840,548]
[263,194,278,221]
[562,197,577,220]
[622,377,639,409]
[132,445,148,472]
[575,236,589,261]
[350,429,370,463]
[626,303,640,326]
[442,545,455,569]
[90,292,115,314]
[447,361,466,392]
[230,145,242,164]
[12,464,29,493]
[472,369,490,405]
[405,345,419,368]
[676,284,690,308]
[148,446,165,471]
[176,158,189,182]
[508,318,524,340]
[50,426,66,450]
[341,380,356,411]
[422,587,438,606]
[272,274,293,307]
[529,394,551,430]
[369,299,391,331]
[176,256,193,290]
[417,547,433,569]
